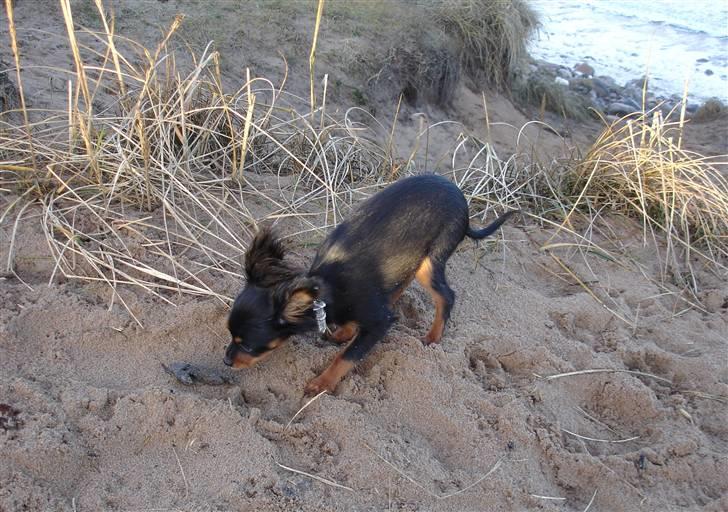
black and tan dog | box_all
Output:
[224,174,516,394]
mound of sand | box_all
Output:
[2,196,727,511]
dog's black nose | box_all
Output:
[223,355,233,367]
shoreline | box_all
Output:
[521,57,726,122]
[528,0,728,106]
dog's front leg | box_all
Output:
[305,319,390,394]
[304,353,355,395]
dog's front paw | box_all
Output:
[304,375,337,395]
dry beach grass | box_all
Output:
[1,1,727,511]
[3,3,724,312]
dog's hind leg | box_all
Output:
[415,256,455,345]
[389,273,416,307]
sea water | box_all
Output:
[529,0,728,103]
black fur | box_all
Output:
[225,174,517,391]
[243,227,299,288]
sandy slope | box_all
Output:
[2,1,728,511]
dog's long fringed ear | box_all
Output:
[244,226,297,287]
[274,278,320,325]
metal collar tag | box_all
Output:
[312,300,328,334]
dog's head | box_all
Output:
[224,227,320,368]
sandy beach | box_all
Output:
[1,1,727,511]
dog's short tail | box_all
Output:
[466,210,518,240]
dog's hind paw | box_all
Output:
[421,334,442,346]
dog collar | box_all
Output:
[312,300,330,334]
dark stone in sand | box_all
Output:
[621,97,642,110]
[625,76,649,91]
[595,75,618,88]
[163,362,235,386]
[569,77,592,94]
[557,67,573,79]
[574,62,595,77]
[704,69,714,76]
[539,61,561,74]
[696,57,709,63]
[592,76,619,98]
[0,403,23,431]
[623,86,645,103]
[606,102,638,116]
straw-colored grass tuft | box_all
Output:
[512,71,595,120]
[692,98,727,123]
[0,7,391,321]
[434,0,540,90]
[350,0,539,106]
[568,110,728,288]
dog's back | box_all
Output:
[310,174,469,296]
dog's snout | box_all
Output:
[223,354,233,366]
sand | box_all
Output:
[3,186,727,511]
[2,1,728,511]
[3,209,728,512]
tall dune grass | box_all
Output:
[434,0,540,89]
[0,4,390,319]
[340,0,539,105]
[568,111,728,289]
[1,1,726,321]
